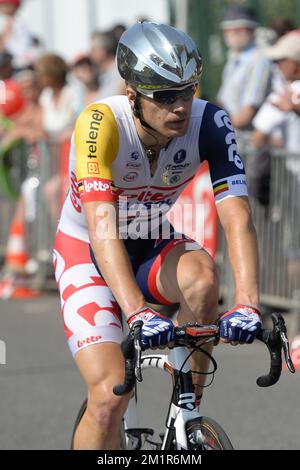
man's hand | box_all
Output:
[273,89,294,112]
[128,307,174,349]
[219,305,262,345]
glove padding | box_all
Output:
[128,307,174,349]
[220,305,262,344]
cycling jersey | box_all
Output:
[54,95,248,357]
[57,95,248,241]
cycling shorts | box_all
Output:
[53,229,201,357]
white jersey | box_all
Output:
[58,95,248,241]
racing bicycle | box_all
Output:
[71,313,295,450]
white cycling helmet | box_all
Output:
[117,21,202,91]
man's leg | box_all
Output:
[73,343,130,450]
[54,230,129,450]
[155,244,219,398]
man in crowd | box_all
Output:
[217,4,273,130]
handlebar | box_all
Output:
[256,313,295,387]
[113,313,295,396]
[113,320,143,396]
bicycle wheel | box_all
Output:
[70,399,87,449]
[186,417,234,450]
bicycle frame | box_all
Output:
[123,344,210,450]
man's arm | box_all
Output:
[84,200,145,318]
[273,89,300,116]
[75,102,145,317]
[216,195,259,308]
[84,200,175,349]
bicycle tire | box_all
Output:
[70,399,87,449]
[70,398,128,450]
[186,417,234,450]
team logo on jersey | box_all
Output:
[130,152,140,161]
[173,149,186,164]
[162,171,181,185]
[79,179,111,193]
[123,172,139,182]
[87,162,100,174]
[214,110,244,170]
[86,108,104,159]
[162,160,191,185]
[126,162,142,169]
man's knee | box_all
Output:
[86,380,129,428]
[179,252,218,289]
[177,253,219,310]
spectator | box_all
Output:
[251,33,300,354]
[110,23,126,43]
[71,55,99,113]
[0,0,33,69]
[255,17,296,50]
[0,69,44,299]
[90,30,125,98]
[35,53,77,142]
[248,32,300,206]
[217,5,273,130]
[1,68,44,147]
[267,17,295,41]
[34,54,77,222]
[252,31,300,155]
[0,54,77,297]
[0,50,25,119]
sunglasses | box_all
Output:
[138,84,197,105]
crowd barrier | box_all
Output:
[0,139,69,289]
[218,144,300,316]
[0,140,29,259]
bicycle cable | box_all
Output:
[165,343,218,432]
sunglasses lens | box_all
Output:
[153,85,195,104]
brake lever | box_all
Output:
[272,313,295,374]
[133,320,143,382]
[281,331,296,373]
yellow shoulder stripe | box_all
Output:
[75,103,119,182]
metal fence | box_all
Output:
[0,141,29,259]
[217,145,300,315]
[0,140,66,289]
[24,141,63,288]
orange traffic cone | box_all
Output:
[0,219,40,299]
[5,219,28,273]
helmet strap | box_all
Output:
[133,93,157,132]
[132,92,172,150]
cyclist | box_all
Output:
[53,22,262,450]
